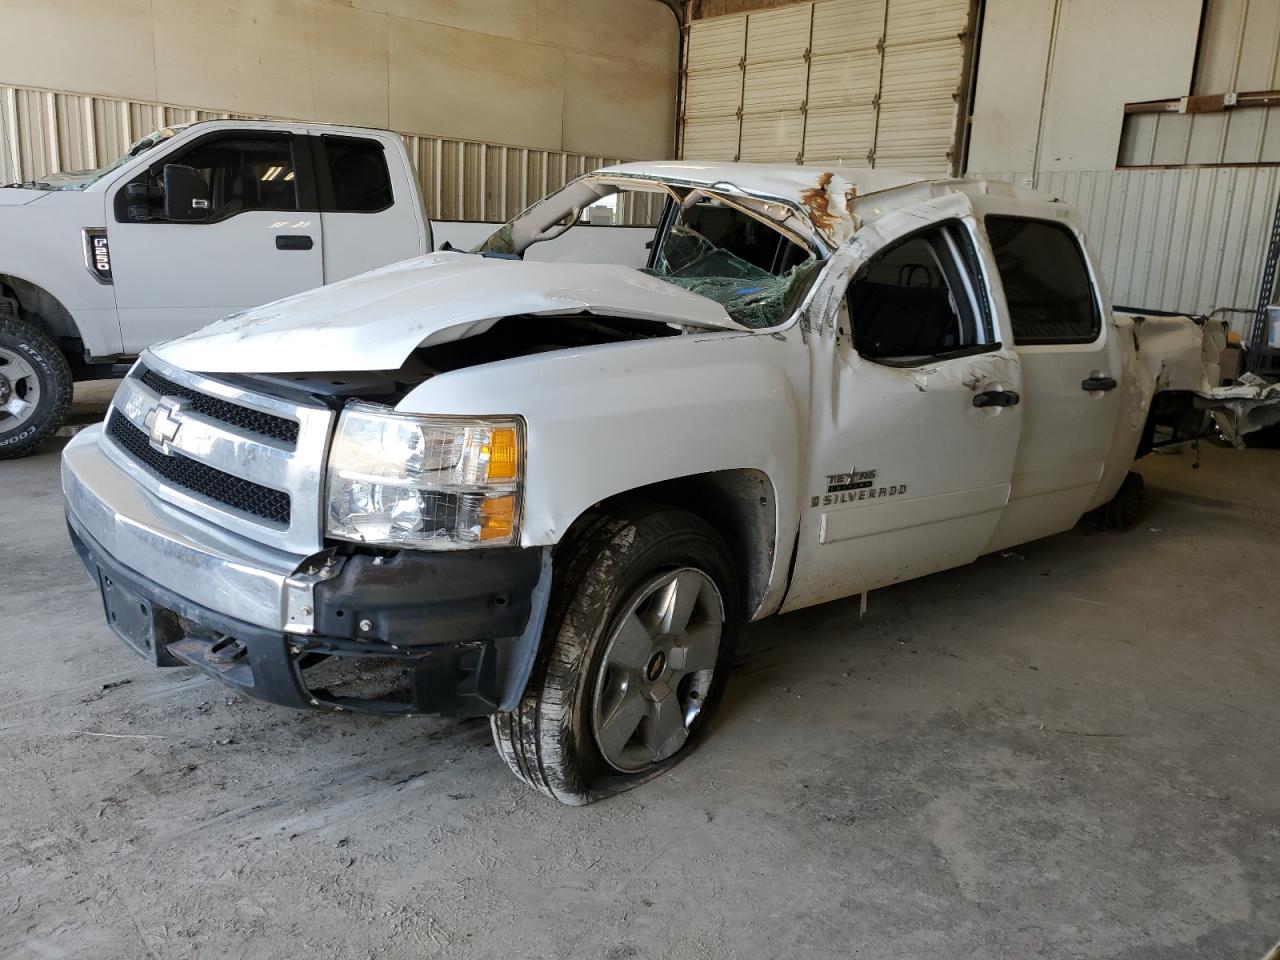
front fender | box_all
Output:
[397,326,809,577]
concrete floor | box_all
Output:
[2,391,1278,959]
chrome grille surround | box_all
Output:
[103,350,334,555]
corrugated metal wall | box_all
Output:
[680,0,974,172]
[0,83,621,223]
[973,166,1280,325]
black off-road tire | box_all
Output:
[491,503,742,805]
[0,318,73,460]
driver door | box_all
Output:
[107,130,323,353]
[783,194,1022,612]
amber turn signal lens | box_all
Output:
[479,494,516,542]
[484,427,519,481]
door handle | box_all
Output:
[276,235,313,251]
[1082,376,1117,392]
[973,389,1020,408]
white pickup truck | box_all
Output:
[0,119,431,458]
[61,161,1276,805]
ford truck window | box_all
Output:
[320,135,393,213]
[985,215,1101,344]
[117,134,302,223]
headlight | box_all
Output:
[326,402,522,549]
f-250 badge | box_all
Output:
[811,466,907,507]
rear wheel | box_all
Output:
[1104,471,1145,531]
[491,504,741,805]
[0,318,73,460]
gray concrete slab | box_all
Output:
[1,434,1277,959]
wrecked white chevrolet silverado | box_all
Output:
[61,162,1278,804]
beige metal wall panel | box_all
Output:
[880,36,964,102]
[811,0,885,53]
[682,118,743,160]
[884,0,969,42]
[0,83,623,225]
[0,0,676,162]
[1119,108,1280,166]
[740,112,806,161]
[1036,0,1201,173]
[876,98,959,174]
[1194,0,1280,94]
[745,4,813,62]
[743,60,809,112]
[803,106,876,163]
[680,0,967,169]
[683,15,748,158]
[963,0,1056,173]
[973,167,1280,321]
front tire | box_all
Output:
[0,318,73,460]
[491,504,741,805]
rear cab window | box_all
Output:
[984,216,1101,345]
[320,135,393,212]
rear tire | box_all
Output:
[0,318,73,460]
[1104,471,1145,531]
[491,503,741,805]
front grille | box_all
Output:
[140,367,299,445]
[107,410,292,525]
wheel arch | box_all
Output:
[561,468,783,622]
[0,273,84,356]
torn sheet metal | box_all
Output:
[1126,310,1280,445]
[1199,374,1280,446]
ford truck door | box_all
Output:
[979,212,1124,553]
[783,195,1022,612]
[107,130,324,353]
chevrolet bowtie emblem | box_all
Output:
[143,402,182,455]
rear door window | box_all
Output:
[321,136,393,212]
[985,216,1101,344]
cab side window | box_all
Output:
[845,225,988,365]
[321,136,393,212]
[985,216,1100,344]
[163,136,299,219]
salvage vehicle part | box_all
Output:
[61,161,1280,804]
[492,503,740,803]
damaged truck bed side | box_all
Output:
[61,162,1280,805]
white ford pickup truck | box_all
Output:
[0,119,431,457]
[61,162,1277,805]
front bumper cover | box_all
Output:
[63,426,552,718]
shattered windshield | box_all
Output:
[645,195,819,329]
[4,126,182,191]
[474,179,821,329]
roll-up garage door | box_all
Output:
[680,0,975,174]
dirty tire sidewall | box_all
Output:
[0,318,73,460]
[491,504,742,805]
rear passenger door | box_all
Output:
[783,197,1022,612]
[981,214,1125,553]
[314,134,425,282]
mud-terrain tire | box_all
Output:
[491,503,742,805]
[0,318,73,460]
[1104,471,1146,531]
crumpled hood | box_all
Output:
[153,252,740,374]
